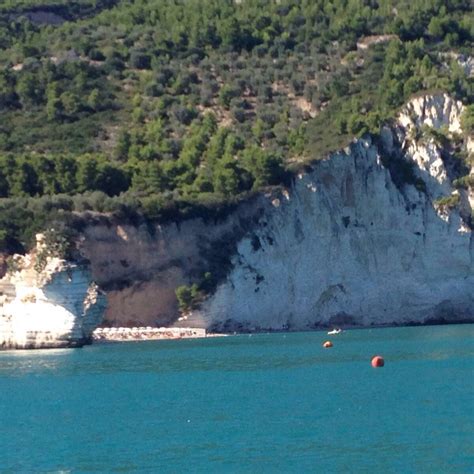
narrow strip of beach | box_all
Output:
[93,326,225,343]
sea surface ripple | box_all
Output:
[0,324,473,473]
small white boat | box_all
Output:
[327,328,342,335]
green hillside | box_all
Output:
[0,0,472,254]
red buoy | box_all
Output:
[323,341,333,348]
[371,355,384,367]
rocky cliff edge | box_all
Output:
[76,93,473,330]
[0,234,106,349]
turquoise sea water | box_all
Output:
[0,324,473,473]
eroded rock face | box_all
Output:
[80,93,473,330]
[80,201,266,326]
[398,93,464,133]
[0,239,106,350]
[195,140,472,331]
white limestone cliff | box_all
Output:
[79,93,472,331]
[189,94,473,330]
[0,235,106,350]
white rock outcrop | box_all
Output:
[0,237,106,350]
[398,93,464,133]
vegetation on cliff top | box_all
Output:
[0,0,472,254]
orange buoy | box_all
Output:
[371,355,385,367]
[323,341,333,348]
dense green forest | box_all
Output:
[0,0,472,254]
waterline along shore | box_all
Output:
[92,326,223,342]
